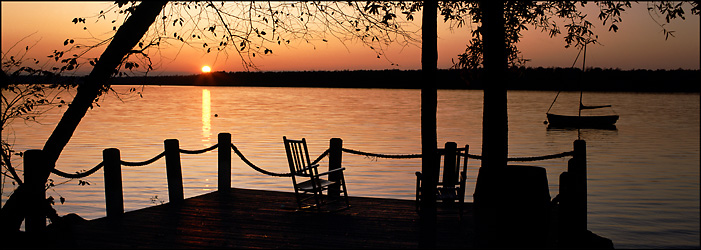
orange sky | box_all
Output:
[2,2,699,76]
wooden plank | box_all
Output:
[62,188,474,248]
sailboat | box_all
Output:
[545,43,619,129]
[546,107,619,129]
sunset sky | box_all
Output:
[2,1,699,76]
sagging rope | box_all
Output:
[341,147,574,162]
[180,144,219,155]
[507,151,574,162]
[49,142,575,180]
[341,148,422,159]
[50,144,215,179]
[51,162,104,179]
[49,142,316,179]
[121,151,165,167]
[50,150,169,178]
[230,143,330,177]
[342,147,480,160]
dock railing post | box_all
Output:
[103,148,124,218]
[218,133,231,191]
[164,139,184,203]
[24,149,47,234]
[572,139,587,231]
[327,138,343,198]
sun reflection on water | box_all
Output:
[202,89,211,143]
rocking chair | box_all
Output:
[283,136,349,211]
[416,142,469,219]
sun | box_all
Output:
[201,65,211,73]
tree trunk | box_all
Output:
[0,1,168,232]
[474,0,508,247]
[43,0,168,170]
[419,0,438,248]
[479,0,508,170]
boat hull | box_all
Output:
[546,113,618,129]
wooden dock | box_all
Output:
[15,135,603,248]
[60,188,475,248]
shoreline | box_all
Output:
[8,68,701,93]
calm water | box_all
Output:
[3,85,699,248]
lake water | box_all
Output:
[2,85,699,248]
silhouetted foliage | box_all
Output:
[1,1,168,234]
[1,37,83,204]
[433,1,699,70]
[2,1,698,237]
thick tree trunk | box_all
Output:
[0,1,168,232]
[479,0,508,170]
[474,0,508,247]
[43,0,168,170]
[419,0,438,248]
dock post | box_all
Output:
[327,138,343,198]
[24,149,47,234]
[558,139,588,246]
[164,139,184,203]
[218,133,231,190]
[103,148,124,218]
[572,139,587,231]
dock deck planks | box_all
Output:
[66,188,475,248]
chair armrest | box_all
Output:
[300,164,320,172]
[415,171,422,178]
[316,167,346,177]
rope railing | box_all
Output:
[232,144,296,177]
[51,162,104,179]
[310,149,330,166]
[48,141,325,180]
[180,144,219,155]
[506,151,574,162]
[50,150,170,178]
[120,151,166,167]
[341,148,423,159]
[30,133,587,232]
[341,147,574,162]
[47,141,575,181]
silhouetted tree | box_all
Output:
[1,2,697,245]
[1,1,169,233]
[433,1,697,248]
[1,35,85,232]
[0,0,425,234]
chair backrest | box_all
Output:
[437,142,469,189]
[283,136,315,177]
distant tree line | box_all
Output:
[103,68,699,92]
[9,68,699,92]
[110,69,459,89]
[510,67,700,92]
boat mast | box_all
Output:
[579,43,587,118]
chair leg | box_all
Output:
[294,190,303,210]
[415,178,421,212]
[313,190,323,211]
[459,202,463,221]
[341,177,350,207]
